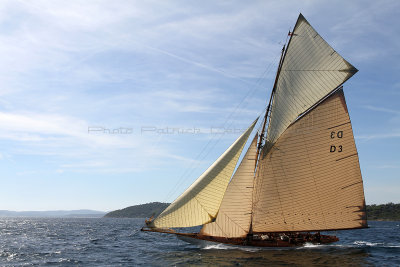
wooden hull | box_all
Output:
[141,228,339,247]
[176,233,338,247]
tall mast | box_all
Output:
[254,45,283,170]
[254,30,294,171]
[249,31,294,235]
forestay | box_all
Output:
[152,119,258,228]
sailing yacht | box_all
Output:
[141,14,367,247]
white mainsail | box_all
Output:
[253,89,367,232]
[266,14,358,146]
[152,119,258,228]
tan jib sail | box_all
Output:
[152,118,258,228]
[252,89,367,232]
[266,14,358,146]
[200,135,258,238]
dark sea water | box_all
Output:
[0,218,399,266]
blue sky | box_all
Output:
[0,0,399,211]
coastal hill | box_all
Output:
[367,203,400,220]
[104,202,169,218]
[104,202,400,220]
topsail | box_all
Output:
[266,14,358,147]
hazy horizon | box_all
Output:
[0,209,107,212]
[2,201,399,213]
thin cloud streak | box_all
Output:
[356,132,400,141]
[362,105,400,115]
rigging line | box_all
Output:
[249,42,297,226]
[210,215,230,238]
[224,179,256,203]
[193,195,215,220]
[262,29,294,140]
[222,211,248,233]
[162,57,279,203]
[220,142,259,213]
[252,158,266,223]
[164,106,266,204]
[221,59,277,127]
[270,157,289,231]
[252,41,287,220]
[162,40,285,204]
[162,62,273,202]
[251,49,286,225]
[255,30,292,164]
[219,209,254,235]
[275,146,298,224]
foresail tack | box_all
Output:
[200,135,258,238]
[266,14,358,146]
[252,89,367,232]
[152,119,258,228]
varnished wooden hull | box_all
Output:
[141,228,339,247]
[175,233,338,247]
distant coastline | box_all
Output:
[366,203,400,221]
[1,203,398,220]
[0,209,106,218]
[104,202,400,221]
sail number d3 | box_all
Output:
[330,145,342,152]
[330,130,343,153]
